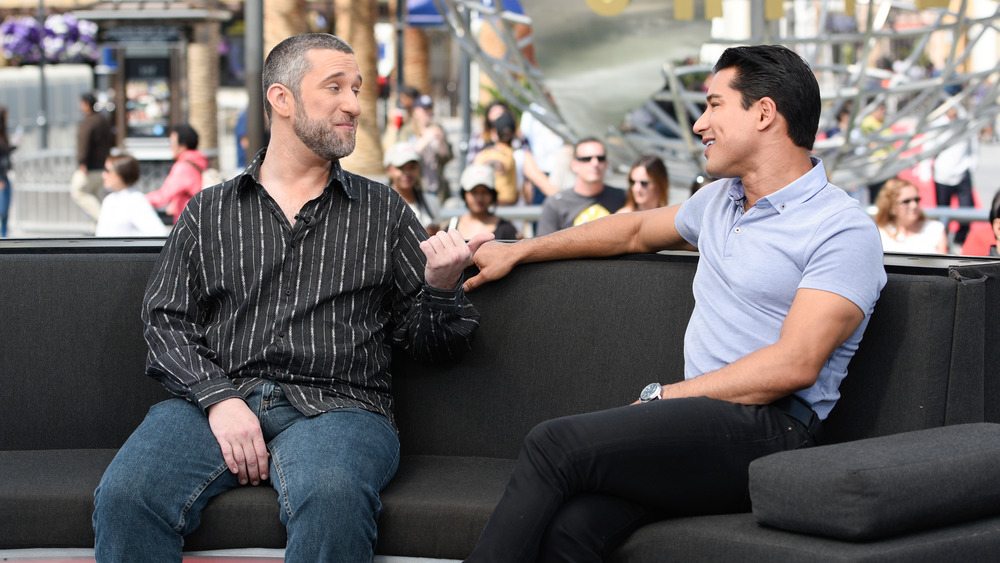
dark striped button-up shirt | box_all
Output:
[141,149,481,426]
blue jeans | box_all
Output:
[93,382,400,562]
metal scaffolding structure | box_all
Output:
[434,0,1000,190]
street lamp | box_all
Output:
[37,0,49,149]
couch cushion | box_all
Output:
[0,449,510,559]
[749,423,1000,541]
[0,449,116,549]
[376,455,513,559]
[188,454,515,558]
[610,512,1000,562]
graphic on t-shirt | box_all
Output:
[573,204,613,226]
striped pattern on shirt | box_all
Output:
[141,149,481,426]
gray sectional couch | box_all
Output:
[2,239,1000,561]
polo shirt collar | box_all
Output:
[728,157,829,214]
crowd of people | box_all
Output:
[0,55,996,259]
[373,83,995,255]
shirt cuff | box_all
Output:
[421,283,466,308]
[190,377,244,413]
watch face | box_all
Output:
[640,382,661,402]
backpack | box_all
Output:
[473,143,518,205]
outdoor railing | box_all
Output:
[6,148,993,237]
[9,149,173,235]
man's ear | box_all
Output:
[267,84,294,119]
[757,97,778,130]
[992,218,1000,242]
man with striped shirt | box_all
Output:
[93,34,492,561]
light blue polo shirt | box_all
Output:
[674,158,886,419]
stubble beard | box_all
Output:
[293,102,356,161]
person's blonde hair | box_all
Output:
[873,177,925,228]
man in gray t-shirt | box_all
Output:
[536,137,625,236]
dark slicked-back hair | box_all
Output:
[80,92,97,109]
[171,123,199,151]
[714,45,821,150]
[262,33,355,121]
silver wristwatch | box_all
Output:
[640,382,662,403]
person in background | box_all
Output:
[96,154,168,237]
[146,123,209,224]
[988,190,1000,257]
[520,99,570,202]
[384,142,439,234]
[235,110,270,173]
[616,155,669,213]
[469,101,560,206]
[535,137,625,236]
[873,177,949,254]
[445,164,518,241]
[396,95,453,205]
[234,109,248,170]
[467,100,517,166]
[472,112,519,206]
[823,103,853,139]
[70,92,114,223]
[382,84,421,148]
[860,103,889,203]
[0,106,13,237]
[933,106,978,248]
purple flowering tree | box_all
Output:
[1,14,98,65]
[0,17,45,64]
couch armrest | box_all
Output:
[749,423,1000,541]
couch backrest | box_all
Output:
[394,254,1000,457]
[2,244,998,456]
[0,245,169,450]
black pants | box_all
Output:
[465,397,819,563]
[935,170,975,245]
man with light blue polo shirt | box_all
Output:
[461,45,887,562]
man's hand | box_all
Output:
[206,397,269,486]
[462,240,520,292]
[421,230,494,290]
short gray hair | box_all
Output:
[262,33,354,121]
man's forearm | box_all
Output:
[466,206,692,292]
[660,343,818,406]
[658,288,866,406]
[511,212,655,266]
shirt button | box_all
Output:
[285,289,292,296]
[780,203,786,210]
[277,331,285,338]
[734,227,742,234]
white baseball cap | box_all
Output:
[383,143,419,168]
[460,164,495,192]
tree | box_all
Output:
[264,0,307,54]
[335,0,382,176]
